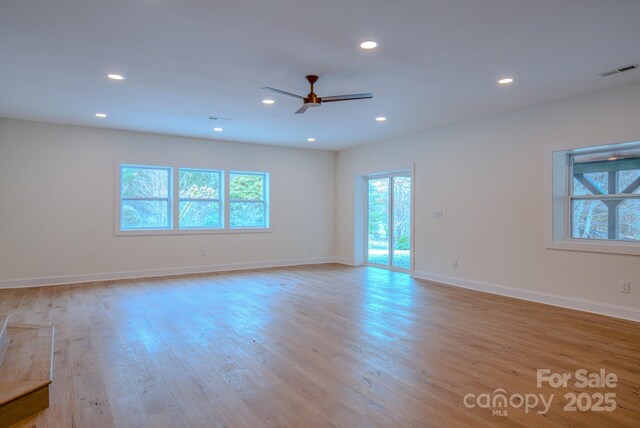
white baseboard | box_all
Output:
[413,271,640,323]
[334,257,355,266]
[0,257,338,289]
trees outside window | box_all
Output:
[118,165,269,233]
[229,172,269,228]
[179,169,222,229]
[571,150,640,242]
[121,166,171,229]
[367,173,411,270]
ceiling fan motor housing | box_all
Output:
[304,93,321,107]
[305,75,321,106]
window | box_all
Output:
[548,141,640,255]
[229,172,269,228]
[120,165,171,230]
[179,169,222,229]
[117,164,270,234]
[570,149,640,241]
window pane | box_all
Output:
[572,172,607,196]
[619,200,640,241]
[571,200,608,239]
[392,176,411,269]
[619,170,640,194]
[230,173,264,200]
[122,200,169,229]
[179,169,219,199]
[367,178,389,265]
[179,201,220,228]
[122,167,169,198]
[230,201,265,228]
[572,178,591,196]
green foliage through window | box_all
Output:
[367,175,411,269]
[230,173,264,200]
[179,169,221,229]
[119,165,269,232]
[230,172,268,228]
[121,166,171,229]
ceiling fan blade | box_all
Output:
[262,87,305,99]
[295,105,309,114]
[321,93,373,103]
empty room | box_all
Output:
[1,0,640,427]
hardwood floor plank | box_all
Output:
[148,408,190,428]
[111,394,152,428]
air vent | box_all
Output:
[600,64,639,77]
[208,116,231,121]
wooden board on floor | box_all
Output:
[0,324,54,426]
[0,384,49,428]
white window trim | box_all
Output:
[545,138,640,256]
[114,161,273,236]
[118,164,173,232]
[228,171,270,229]
[178,168,224,231]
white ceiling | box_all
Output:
[1,0,639,150]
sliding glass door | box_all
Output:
[367,173,411,271]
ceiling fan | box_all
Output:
[262,75,373,114]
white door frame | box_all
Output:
[365,169,413,273]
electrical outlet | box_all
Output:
[620,281,630,293]
[452,260,458,269]
[201,249,207,257]
[434,209,443,219]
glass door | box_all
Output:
[367,173,411,271]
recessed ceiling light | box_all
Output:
[95,113,107,118]
[262,99,275,104]
[360,41,377,50]
[307,138,316,142]
[214,127,223,132]
[107,74,124,80]
[375,117,387,122]
[498,78,514,84]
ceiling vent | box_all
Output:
[600,64,639,77]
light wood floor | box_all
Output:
[1,264,639,427]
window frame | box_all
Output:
[178,168,224,230]
[114,161,272,236]
[119,164,173,232]
[546,139,640,256]
[568,150,640,242]
[228,171,270,229]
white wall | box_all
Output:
[0,119,336,286]
[336,81,640,319]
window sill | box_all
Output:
[115,228,273,236]
[546,239,640,256]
